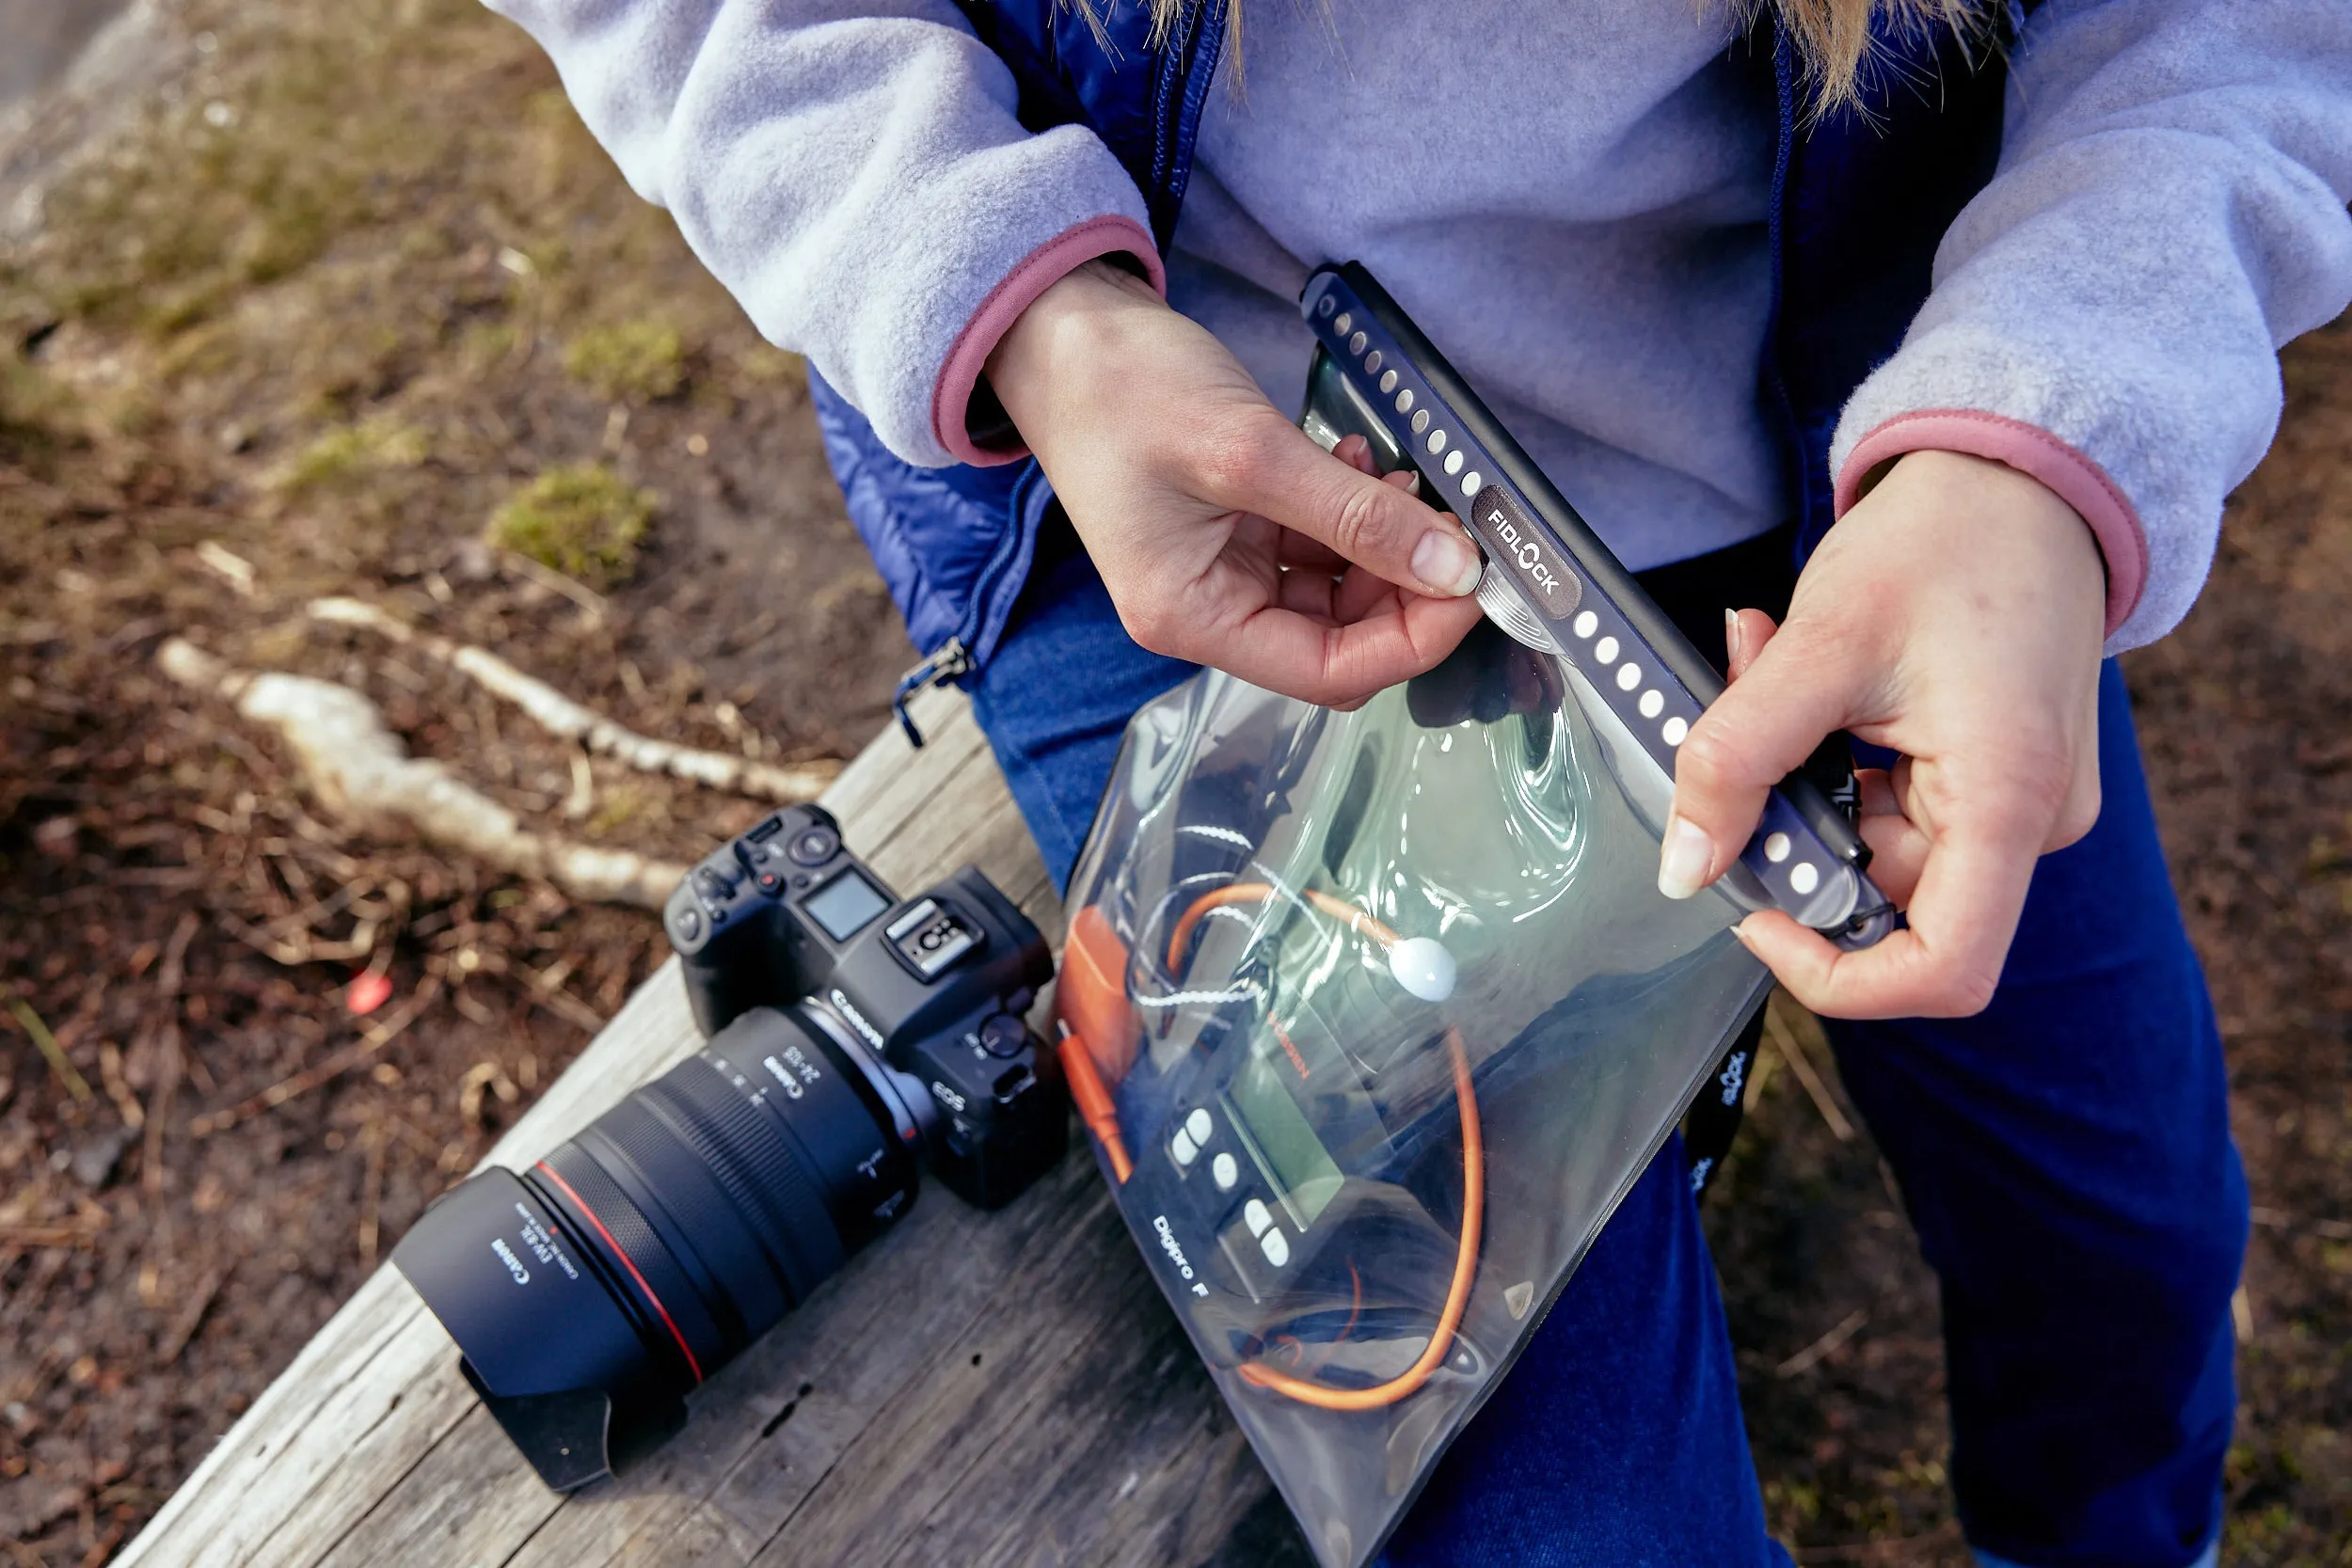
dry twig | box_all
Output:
[188,976,442,1137]
[308,596,839,801]
[1764,997,1854,1143]
[158,638,686,908]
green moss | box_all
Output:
[564,320,686,403]
[485,464,654,590]
[277,417,428,493]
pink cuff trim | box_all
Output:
[931,214,1165,467]
[1836,409,2148,638]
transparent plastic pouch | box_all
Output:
[1053,637,1770,1565]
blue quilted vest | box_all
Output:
[808,1,2019,733]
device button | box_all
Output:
[1244,1198,1272,1237]
[746,815,786,844]
[1212,1151,1238,1192]
[787,825,840,866]
[1259,1227,1291,1268]
[1172,1128,1200,1167]
[692,865,738,902]
[1185,1107,1213,1145]
[755,870,782,894]
[979,1014,1027,1058]
[674,907,702,942]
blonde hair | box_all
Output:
[1125,0,1985,116]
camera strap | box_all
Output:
[1683,1003,1768,1199]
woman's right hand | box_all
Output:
[984,259,1486,706]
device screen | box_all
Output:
[1226,1053,1344,1227]
[803,870,892,942]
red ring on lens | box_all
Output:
[534,1160,705,1384]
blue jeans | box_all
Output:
[966,535,2246,1568]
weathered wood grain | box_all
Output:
[118,687,1298,1568]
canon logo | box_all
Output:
[490,1236,530,1286]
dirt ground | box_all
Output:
[0,2,2344,1564]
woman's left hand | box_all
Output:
[1659,450,2109,1020]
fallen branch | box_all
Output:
[308,596,839,801]
[158,638,685,909]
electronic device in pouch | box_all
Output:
[1053,262,1894,1568]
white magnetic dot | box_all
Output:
[1593,636,1619,664]
[1789,863,1820,895]
[1572,610,1598,639]
[1379,370,1399,394]
[1365,350,1383,374]
[1318,295,1337,317]
[1411,408,1431,435]
[1443,450,1465,476]
[1388,937,1457,1003]
[1661,716,1689,746]
[1349,330,1368,355]
[1616,662,1641,691]
[1396,388,1415,413]
[1461,472,1483,496]
[1639,689,1663,718]
[1764,832,1791,863]
[1426,428,1447,455]
[1334,311,1352,334]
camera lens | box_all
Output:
[787,825,839,866]
[393,1006,917,1482]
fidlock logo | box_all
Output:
[1474,489,1574,613]
[1717,1049,1748,1108]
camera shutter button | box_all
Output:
[675,907,703,942]
[979,1014,1027,1058]
[787,825,840,866]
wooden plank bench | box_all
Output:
[117,687,1298,1568]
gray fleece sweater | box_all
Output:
[483,0,2352,653]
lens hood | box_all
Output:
[392,1167,684,1490]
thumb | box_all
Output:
[1215,422,1483,600]
[1659,622,1868,900]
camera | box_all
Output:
[392,804,1064,1490]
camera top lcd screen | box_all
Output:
[803,869,893,942]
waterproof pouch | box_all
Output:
[1052,264,1892,1566]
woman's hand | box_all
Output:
[1661,450,2109,1019]
[985,260,1486,706]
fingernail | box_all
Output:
[1729,918,1756,947]
[1411,528,1481,597]
[1658,813,1715,900]
[1723,607,1744,670]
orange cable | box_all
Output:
[1235,1026,1482,1411]
[1163,883,1481,1410]
[1166,882,1400,972]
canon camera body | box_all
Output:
[393,804,1062,1491]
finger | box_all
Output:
[1737,806,2039,1018]
[1855,809,1930,908]
[1199,576,1485,706]
[1724,608,1780,681]
[1659,623,1872,900]
[1211,420,1482,600]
